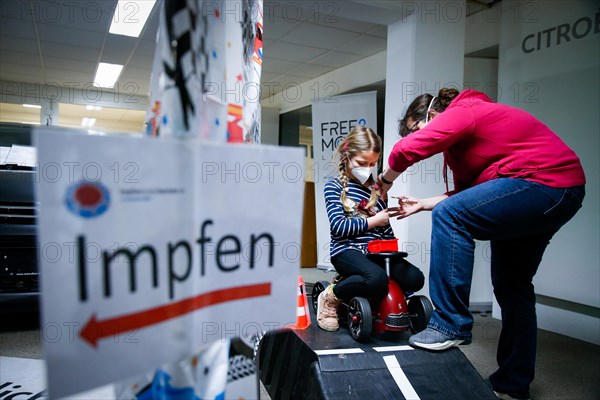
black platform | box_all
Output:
[258,288,497,400]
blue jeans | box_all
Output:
[427,178,584,397]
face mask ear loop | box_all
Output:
[425,96,436,124]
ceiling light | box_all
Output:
[109,0,157,37]
[81,118,97,128]
[87,130,106,136]
[86,105,103,111]
[93,63,123,88]
[23,104,42,109]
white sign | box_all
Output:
[3,145,37,167]
[35,127,304,397]
[311,92,377,268]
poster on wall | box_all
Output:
[35,128,304,397]
[311,91,377,269]
[145,0,263,143]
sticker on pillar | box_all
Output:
[161,0,200,134]
[146,101,162,137]
[253,21,263,66]
[227,104,244,143]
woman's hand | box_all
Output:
[367,209,390,229]
[389,194,448,219]
[388,196,422,219]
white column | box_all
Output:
[383,2,467,298]
[40,99,59,126]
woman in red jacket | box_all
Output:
[379,88,585,400]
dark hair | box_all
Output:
[398,88,460,137]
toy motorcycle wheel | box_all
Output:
[408,295,433,333]
[311,280,330,314]
[347,297,372,342]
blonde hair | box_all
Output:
[333,126,382,213]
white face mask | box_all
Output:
[349,159,377,185]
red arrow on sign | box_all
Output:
[79,282,271,347]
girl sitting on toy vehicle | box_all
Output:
[317,126,424,332]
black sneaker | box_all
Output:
[493,390,530,400]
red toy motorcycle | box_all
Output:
[311,240,433,342]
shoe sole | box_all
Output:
[493,390,530,400]
[316,292,338,332]
[409,338,467,351]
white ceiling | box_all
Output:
[0,0,405,101]
[0,0,487,128]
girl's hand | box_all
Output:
[367,209,390,229]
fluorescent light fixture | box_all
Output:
[23,104,42,109]
[87,130,106,136]
[81,118,97,128]
[93,63,123,88]
[109,0,156,37]
[86,105,103,111]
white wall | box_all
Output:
[497,0,599,343]
[464,58,499,101]
[383,6,466,299]
[464,1,500,55]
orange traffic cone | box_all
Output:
[294,275,311,329]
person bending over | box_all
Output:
[378,88,585,400]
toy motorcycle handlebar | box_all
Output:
[367,239,408,258]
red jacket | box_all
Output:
[389,90,586,193]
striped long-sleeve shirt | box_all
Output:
[324,177,394,258]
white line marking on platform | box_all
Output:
[373,345,414,352]
[315,348,364,355]
[383,355,420,400]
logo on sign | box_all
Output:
[320,117,368,152]
[66,180,110,218]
